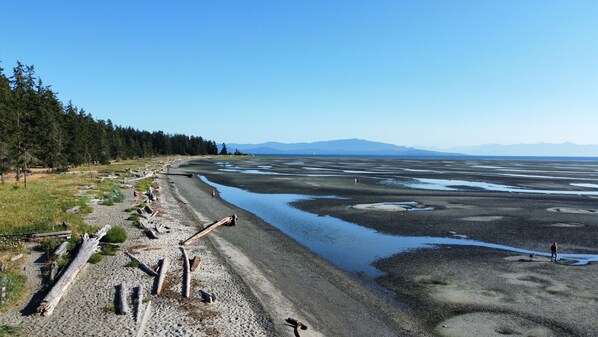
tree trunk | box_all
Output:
[36,225,111,316]
[118,282,129,315]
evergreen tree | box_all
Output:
[219,143,228,155]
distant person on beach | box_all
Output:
[212,189,216,198]
[550,242,558,262]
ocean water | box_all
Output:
[199,175,598,278]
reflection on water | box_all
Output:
[199,176,598,278]
[383,178,598,195]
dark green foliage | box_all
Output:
[126,260,139,268]
[100,246,118,256]
[219,143,228,155]
[88,253,102,264]
[40,238,64,257]
[102,189,124,205]
[0,325,22,337]
[127,214,139,222]
[0,61,219,177]
[102,226,127,243]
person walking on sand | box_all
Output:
[211,189,216,198]
[550,242,558,262]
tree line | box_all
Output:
[0,61,231,182]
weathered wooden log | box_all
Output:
[136,286,143,322]
[125,252,158,276]
[118,282,129,315]
[49,262,59,282]
[180,247,190,298]
[10,254,23,262]
[180,215,238,246]
[189,256,201,272]
[136,300,152,337]
[30,231,72,239]
[150,210,159,218]
[155,257,169,295]
[53,241,69,258]
[36,225,111,316]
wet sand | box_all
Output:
[177,157,598,337]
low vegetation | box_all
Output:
[102,226,127,244]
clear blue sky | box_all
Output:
[1,1,596,148]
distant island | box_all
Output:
[226,139,461,157]
[227,139,598,158]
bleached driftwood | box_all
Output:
[136,286,143,322]
[180,215,238,246]
[136,300,152,337]
[118,282,129,315]
[181,247,190,298]
[125,252,158,276]
[155,257,169,295]
[36,225,111,316]
[10,254,23,262]
[53,241,69,258]
[30,231,72,240]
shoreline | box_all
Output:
[169,162,428,336]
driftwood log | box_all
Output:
[136,300,152,337]
[118,282,129,315]
[180,247,190,298]
[180,215,238,246]
[136,286,143,322]
[125,252,158,276]
[36,225,111,316]
[53,241,69,258]
[29,231,72,241]
[155,257,169,295]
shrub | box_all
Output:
[102,189,125,205]
[100,246,118,256]
[102,226,127,243]
[88,253,102,264]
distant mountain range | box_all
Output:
[226,139,460,157]
[225,139,598,157]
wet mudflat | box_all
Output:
[181,157,598,337]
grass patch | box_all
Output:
[127,214,139,222]
[102,226,127,243]
[101,189,125,206]
[135,178,154,193]
[88,253,102,264]
[0,325,22,337]
[0,270,27,311]
[100,246,119,256]
[126,260,139,268]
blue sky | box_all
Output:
[1,1,596,148]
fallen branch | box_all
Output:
[180,215,238,246]
[199,289,216,303]
[36,225,111,316]
[125,252,159,276]
[286,317,309,336]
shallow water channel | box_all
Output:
[199,176,598,278]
